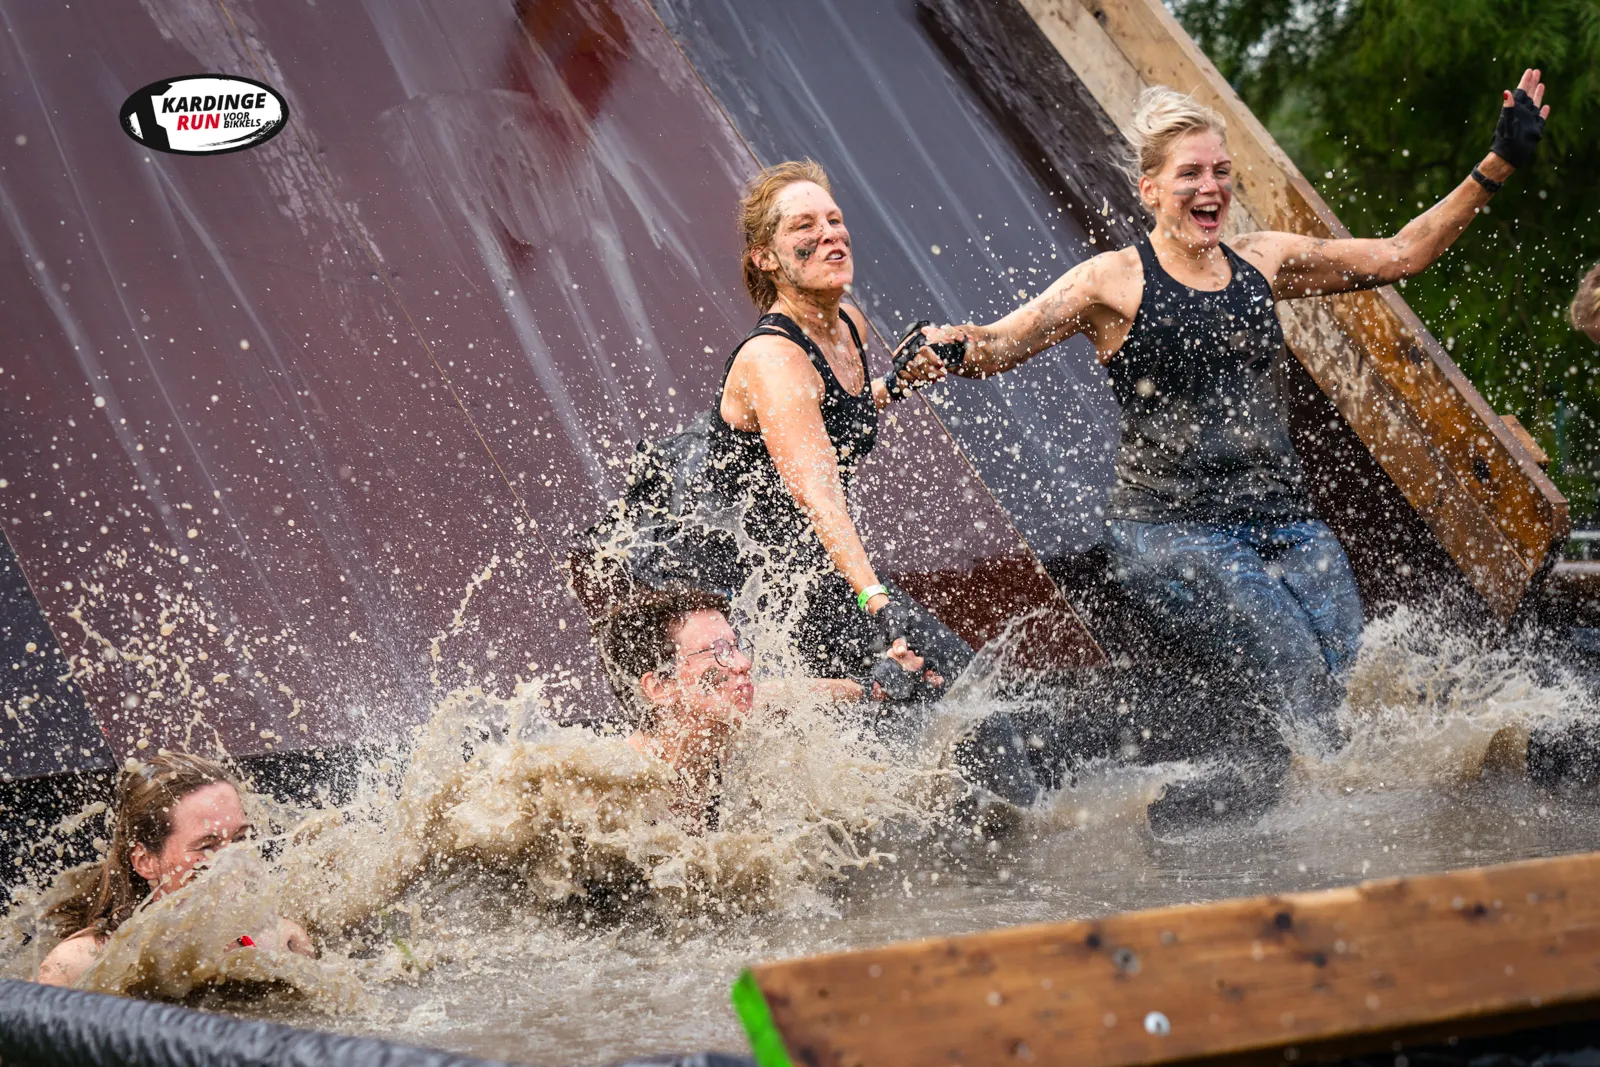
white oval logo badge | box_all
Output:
[119,74,288,156]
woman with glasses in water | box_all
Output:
[599,585,936,829]
[37,751,314,987]
[927,72,1550,823]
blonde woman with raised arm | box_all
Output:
[931,72,1550,761]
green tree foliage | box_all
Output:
[1172,0,1600,518]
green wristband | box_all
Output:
[856,584,888,612]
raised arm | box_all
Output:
[740,339,884,605]
[1241,69,1549,300]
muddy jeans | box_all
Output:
[1105,517,1364,752]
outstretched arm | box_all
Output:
[941,257,1109,377]
[1245,68,1550,300]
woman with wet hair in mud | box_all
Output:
[707,161,1044,806]
[36,750,313,987]
[712,161,960,691]
[929,72,1552,828]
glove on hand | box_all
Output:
[886,321,966,401]
[870,597,922,651]
[862,656,943,705]
[1490,87,1545,170]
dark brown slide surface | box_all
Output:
[0,533,111,779]
[0,0,1093,771]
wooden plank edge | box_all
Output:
[1324,288,1568,562]
[1277,302,1537,615]
[1501,414,1550,468]
[741,851,1600,1067]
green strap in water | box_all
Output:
[731,969,795,1067]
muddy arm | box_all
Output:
[741,339,886,607]
[943,258,1105,377]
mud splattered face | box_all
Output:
[758,181,852,298]
[665,609,755,724]
[1142,130,1234,251]
[132,782,253,898]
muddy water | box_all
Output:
[6,608,1600,1067]
[329,781,1599,1066]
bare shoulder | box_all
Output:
[731,328,815,375]
[729,330,822,398]
[1229,230,1309,273]
[1092,244,1143,276]
[1071,244,1138,290]
[1077,245,1144,314]
[37,928,102,987]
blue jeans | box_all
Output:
[1105,518,1363,751]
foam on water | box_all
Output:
[6,568,1600,1061]
[2,665,973,1012]
[1323,605,1596,786]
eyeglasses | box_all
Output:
[678,637,754,670]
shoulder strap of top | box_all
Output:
[1219,241,1271,292]
[1133,233,1165,284]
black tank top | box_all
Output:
[708,312,878,559]
[1104,237,1311,524]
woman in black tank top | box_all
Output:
[926,77,1548,798]
[713,161,966,686]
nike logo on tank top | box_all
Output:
[1103,237,1312,525]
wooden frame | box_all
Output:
[1014,0,1569,618]
[733,851,1600,1066]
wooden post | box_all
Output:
[734,852,1600,1067]
[1013,0,1570,618]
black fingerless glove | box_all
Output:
[861,656,944,705]
[870,597,921,650]
[1490,87,1545,170]
[884,320,967,402]
[884,321,927,402]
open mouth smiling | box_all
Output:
[1190,205,1222,230]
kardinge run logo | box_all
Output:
[119,74,288,156]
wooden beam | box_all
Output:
[734,851,1600,1067]
[1502,415,1550,468]
[1014,0,1569,617]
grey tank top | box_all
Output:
[1104,236,1311,525]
